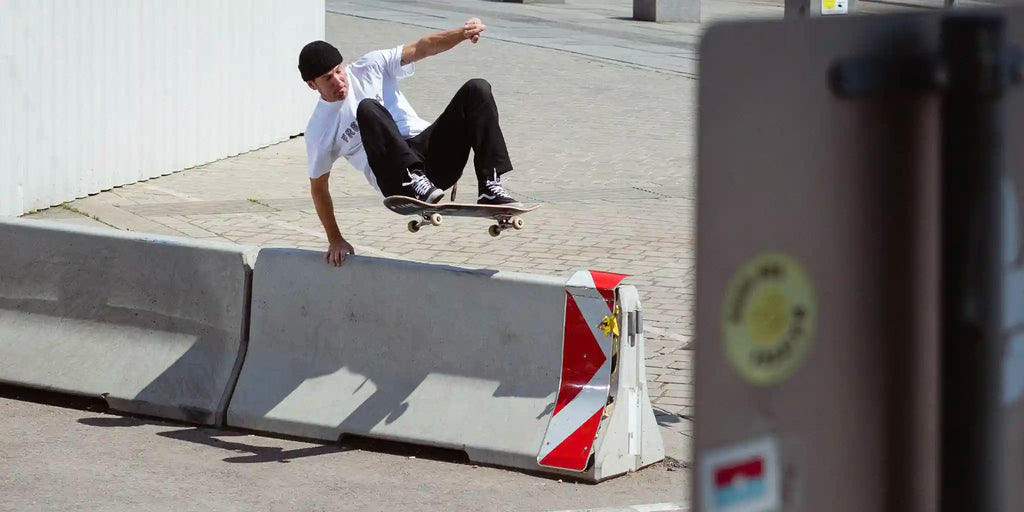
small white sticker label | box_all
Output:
[700,436,781,512]
[822,0,848,15]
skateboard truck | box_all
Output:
[486,215,526,237]
[407,213,443,233]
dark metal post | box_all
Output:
[940,14,1008,512]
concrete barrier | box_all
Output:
[0,218,254,425]
[227,249,663,480]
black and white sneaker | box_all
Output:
[401,168,444,204]
[478,170,520,206]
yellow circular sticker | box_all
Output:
[721,252,816,386]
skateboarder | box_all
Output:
[299,18,521,266]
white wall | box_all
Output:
[0,0,324,217]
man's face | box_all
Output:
[307,64,347,102]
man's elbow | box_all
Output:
[310,176,330,198]
[415,38,437,61]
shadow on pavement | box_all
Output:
[653,407,683,427]
[74,412,472,466]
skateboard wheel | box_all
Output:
[511,217,525,230]
[429,213,443,226]
[407,220,420,233]
[488,225,502,237]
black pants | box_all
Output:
[356,78,513,196]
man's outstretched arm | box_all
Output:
[401,18,486,65]
[310,173,355,267]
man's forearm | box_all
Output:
[413,28,466,61]
[403,18,483,64]
[311,188,344,243]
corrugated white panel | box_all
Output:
[0,1,324,216]
[0,2,14,214]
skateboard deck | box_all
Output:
[383,195,540,236]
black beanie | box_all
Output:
[298,41,343,82]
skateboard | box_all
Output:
[383,195,541,237]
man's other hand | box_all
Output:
[325,239,355,267]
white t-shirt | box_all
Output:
[304,45,431,191]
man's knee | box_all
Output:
[462,78,492,97]
[356,98,386,121]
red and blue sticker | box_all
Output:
[700,436,780,512]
